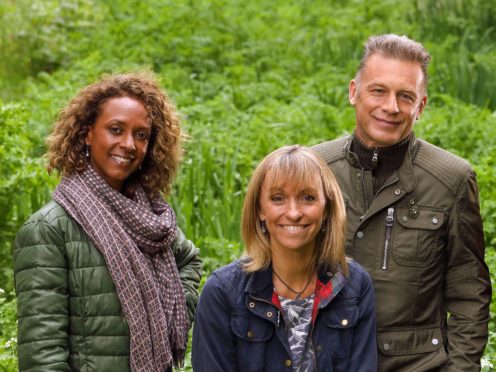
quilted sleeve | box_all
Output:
[171,227,202,324]
[13,217,71,372]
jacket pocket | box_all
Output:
[392,207,444,267]
[231,309,274,371]
[377,324,444,356]
[320,303,359,359]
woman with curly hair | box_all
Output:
[13,72,202,371]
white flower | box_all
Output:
[5,337,17,349]
[481,357,493,369]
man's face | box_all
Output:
[349,54,427,148]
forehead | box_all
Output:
[98,96,150,124]
[361,54,424,92]
[101,96,146,109]
[262,168,323,193]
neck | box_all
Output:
[352,132,411,171]
[271,250,315,299]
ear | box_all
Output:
[349,79,358,105]
[416,95,427,120]
[258,209,266,222]
[85,126,94,146]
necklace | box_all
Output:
[273,270,313,300]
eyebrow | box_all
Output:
[367,82,418,96]
[267,185,320,194]
[106,119,152,129]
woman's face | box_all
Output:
[258,173,326,256]
[86,96,151,191]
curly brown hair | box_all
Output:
[46,71,182,197]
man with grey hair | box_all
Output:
[314,34,491,371]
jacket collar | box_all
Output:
[345,132,419,169]
[244,265,274,301]
[343,132,420,222]
[244,264,340,302]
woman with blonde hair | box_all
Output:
[193,145,377,372]
[13,72,201,371]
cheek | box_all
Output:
[138,142,149,157]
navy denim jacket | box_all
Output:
[192,259,377,371]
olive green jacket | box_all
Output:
[13,200,202,372]
[314,134,491,372]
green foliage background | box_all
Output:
[0,0,495,370]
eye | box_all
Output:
[271,195,284,203]
[136,131,149,141]
[302,194,316,202]
[399,92,414,102]
[372,88,385,94]
[109,126,121,134]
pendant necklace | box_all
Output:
[273,270,313,300]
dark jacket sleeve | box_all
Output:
[171,227,202,324]
[13,219,71,371]
[192,272,238,371]
[348,265,377,372]
[444,170,491,370]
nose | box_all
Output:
[121,132,136,152]
[285,199,303,220]
[383,93,399,113]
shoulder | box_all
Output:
[13,201,74,273]
[312,135,351,164]
[414,138,474,194]
[200,260,248,308]
[343,259,373,296]
[23,200,71,226]
[206,260,247,290]
[346,260,371,283]
[14,200,85,254]
[15,201,68,243]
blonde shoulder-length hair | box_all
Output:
[241,145,348,275]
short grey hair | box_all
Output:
[355,34,431,92]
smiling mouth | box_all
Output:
[281,225,307,231]
[374,117,400,125]
[111,155,134,164]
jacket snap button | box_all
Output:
[284,359,292,367]
[247,330,253,338]
[249,302,255,308]
[402,216,408,221]
[394,189,401,195]
[341,319,348,326]
[266,311,273,317]
[432,218,439,225]
[432,338,439,345]
[383,343,390,351]
[409,199,415,205]
[356,231,364,239]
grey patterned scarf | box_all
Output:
[53,166,189,371]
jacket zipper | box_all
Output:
[371,148,378,172]
[382,207,395,270]
[359,168,369,210]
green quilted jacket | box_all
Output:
[13,200,202,371]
